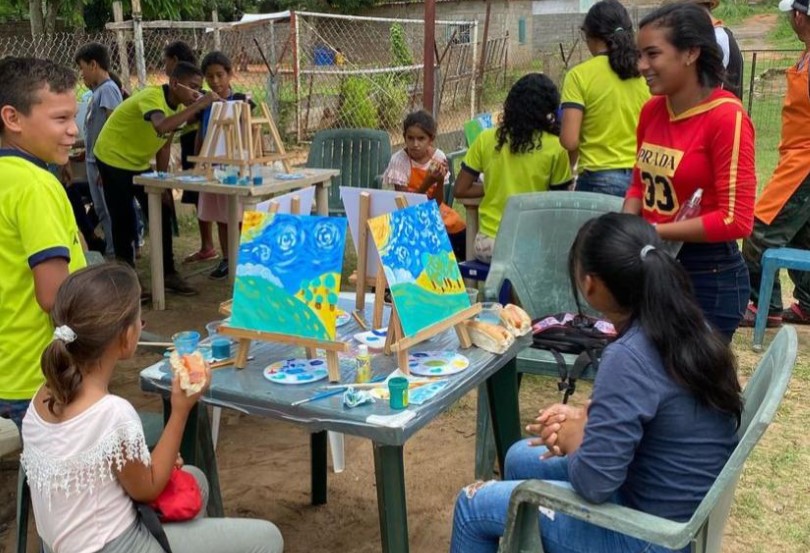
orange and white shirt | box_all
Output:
[626,88,756,241]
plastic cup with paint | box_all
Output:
[211,338,231,360]
[205,320,224,338]
[466,287,479,305]
[478,302,503,324]
[172,331,200,355]
[388,377,409,410]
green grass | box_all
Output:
[769,12,803,49]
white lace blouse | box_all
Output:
[21,394,151,553]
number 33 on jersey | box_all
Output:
[636,144,683,216]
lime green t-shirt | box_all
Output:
[94,85,181,171]
[463,128,572,238]
[0,151,87,400]
[561,55,650,171]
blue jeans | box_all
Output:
[0,398,30,430]
[575,169,632,198]
[450,440,687,553]
[678,242,750,343]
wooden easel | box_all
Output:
[217,197,349,382]
[189,100,293,178]
[361,195,481,373]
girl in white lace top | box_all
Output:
[21,264,283,553]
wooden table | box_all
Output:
[458,196,482,261]
[133,168,338,310]
[139,295,526,553]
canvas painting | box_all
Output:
[340,187,428,278]
[230,211,347,341]
[368,202,469,337]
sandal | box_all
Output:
[781,303,810,325]
[183,248,217,263]
[739,303,782,328]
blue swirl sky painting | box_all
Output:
[230,211,347,341]
[368,202,469,337]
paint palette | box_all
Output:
[407,351,470,377]
[263,358,329,385]
[336,309,351,327]
[354,328,388,348]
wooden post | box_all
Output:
[212,9,222,51]
[477,0,492,106]
[423,0,436,113]
[112,2,131,91]
[131,0,147,88]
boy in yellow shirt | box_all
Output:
[94,61,217,296]
[0,57,87,428]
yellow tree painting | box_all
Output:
[231,212,347,340]
[368,202,469,337]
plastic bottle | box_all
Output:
[665,188,703,257]
[356,345,372,383]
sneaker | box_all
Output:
[165,272,198,296]
[183,248,218,263]
[209,259,229,281]
[781,303,810,325]
[739,303,782,328]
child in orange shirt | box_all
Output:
[382,110,466,260]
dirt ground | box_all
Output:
[2,12,803,553]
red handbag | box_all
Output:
[150,468,203,522]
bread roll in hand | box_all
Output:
[169,351,210,396]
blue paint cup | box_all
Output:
[172,331,200,355]
[211,338,231,360]
[252,175,264,185]
[388,377,409,410]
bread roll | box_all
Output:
[169,351,209,396]
[499,304,532,337]
[464,320,515,354]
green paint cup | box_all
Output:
[388,377,409,410]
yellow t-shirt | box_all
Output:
[561,55,650,171]
[0,151,87,400]
[94,85,181,171]
[463,128,572,238]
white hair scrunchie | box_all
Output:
[53,325,77,344]
[640,245,656,260]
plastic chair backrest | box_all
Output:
[484,191,622,318]
[685,325,797,552]
[445,149,466,205]
[306,128,392,214]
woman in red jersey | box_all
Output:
[624,2,756,342]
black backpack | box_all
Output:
[531,313,616,403]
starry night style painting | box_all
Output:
[368,202,469,337]
[230,211,347,341]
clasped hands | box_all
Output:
[525,401,589,460]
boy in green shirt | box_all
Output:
[0,57,87,428]
[95,61,217,296]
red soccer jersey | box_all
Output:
[626,88,756,242]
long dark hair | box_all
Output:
[496,73,560,154]
[582,0,640,80]
[41,264,141,415]
[640,3,725,89]
[568,213,742,426]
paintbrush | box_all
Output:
[290,388,345,407]
[209,355,254,369]
[175,82,204,100]
[138,341,174,348]
[322,379,434,390]
[351,310,368,330]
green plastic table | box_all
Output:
[139,296,528,553]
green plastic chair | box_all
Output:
[498,324,798,553]
[474,191,623,478]
[306,128,392,216]
[446,148,467,206]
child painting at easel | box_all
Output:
[382,110,466,260]
[194,51,255,280]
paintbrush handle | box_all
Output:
[291,388,344,406]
